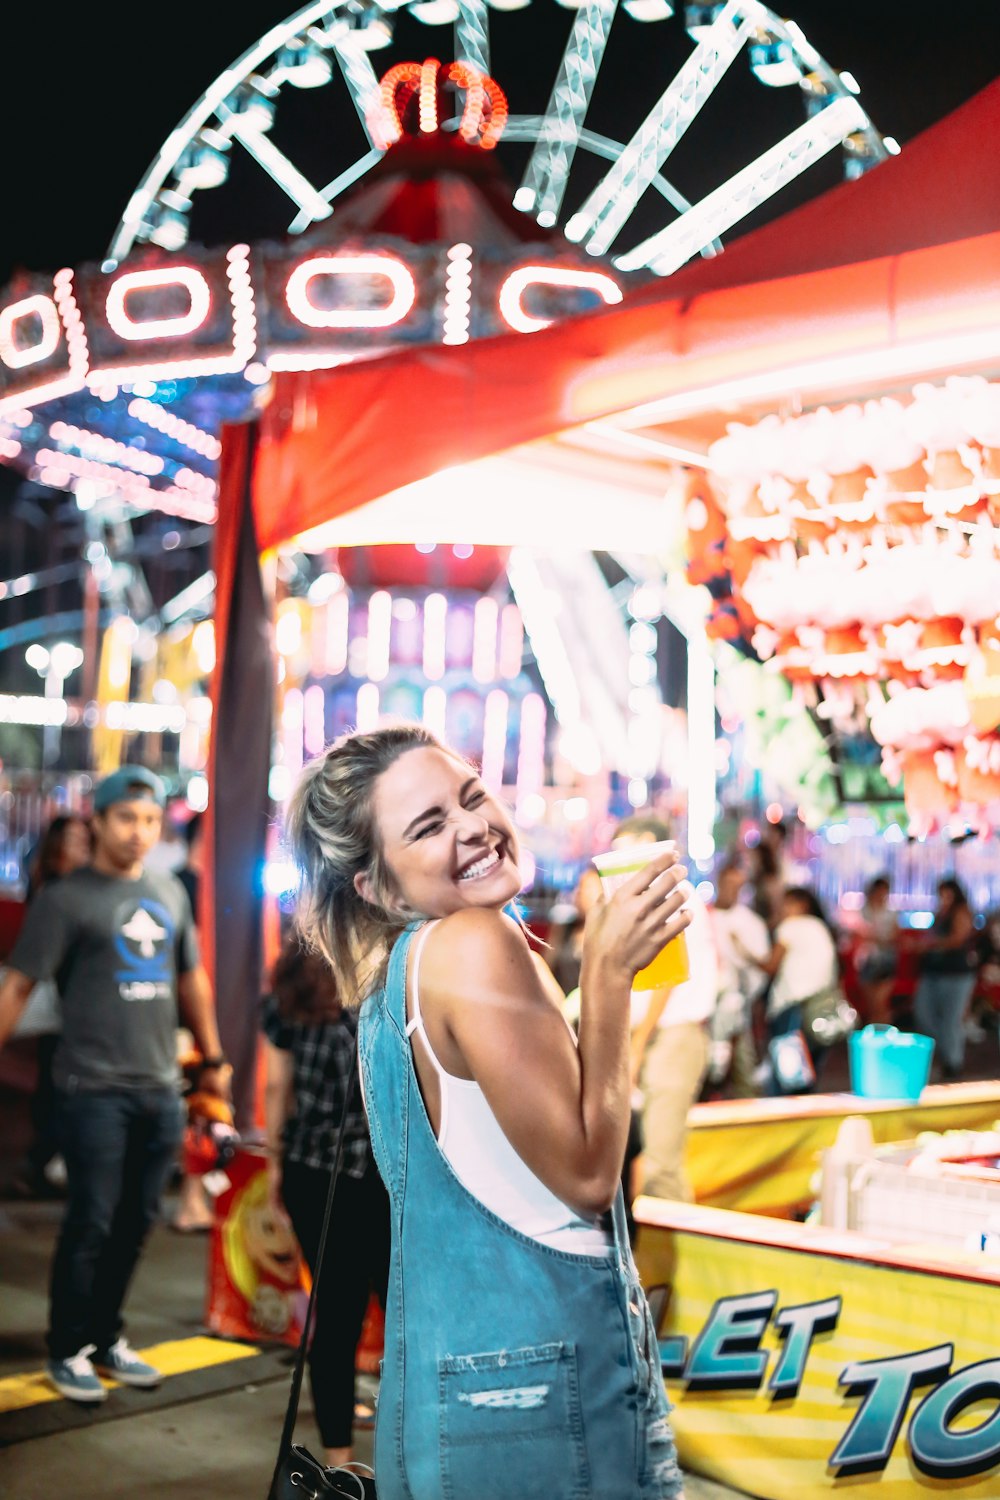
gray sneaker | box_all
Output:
[46,1345,108,1404]
[92,1338,162,1389]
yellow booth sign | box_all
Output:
[635,1199,1000,1499]
[685,1082,1000,1218]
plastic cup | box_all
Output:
[592,839,690,990]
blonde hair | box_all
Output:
[286,723,467,1004]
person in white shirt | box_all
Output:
[708,859,770,1097]
[614,816,718,1203]
[740,886,840,1094]
[856,875,899,1024]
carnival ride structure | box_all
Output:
[0,0,894,851]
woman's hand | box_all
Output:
[264,1156,292,1229]
[583,846,691,988]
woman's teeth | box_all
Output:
[458,848,501,881]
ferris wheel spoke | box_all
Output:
[565,0,757,255]
[506,117,700,221]
[615,91,867,275]
[287,148,386,234]
[514,0,619,228]
[222,109,335,221]
[454,0,490,76]
[329,24,384,146]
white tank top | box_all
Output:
[406,923,613,1256]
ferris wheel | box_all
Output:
[104,0,892,281]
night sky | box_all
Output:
[1,1,997,286]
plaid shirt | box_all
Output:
[261,999,372,1180]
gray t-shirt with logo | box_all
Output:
[10,866,200,1092]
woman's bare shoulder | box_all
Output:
[422,908,535,993]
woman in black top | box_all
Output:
[913,878,978,1081]
[262,931,390,1469]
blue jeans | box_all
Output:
[914,973,977,1077]
[48,1087,183,1360]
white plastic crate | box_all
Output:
[842,1156,1000,1247]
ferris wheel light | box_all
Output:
[883,136,901,155]
[276,41,334,88]
[350,11,394,50]
[748,34,801,88]
[229,88,276,133]
[485,0,531,10]
[838,70,861,95]
[799,70,836,116]
[781,19,820,69]
[622,0,674,19]
[409,0,460,22]
[184,144,230,190]
[842,128,885,180]
[147,208,189,252]
[683,3,724,40]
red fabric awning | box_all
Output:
[251,80,1000,551]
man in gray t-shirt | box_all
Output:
[12,864,199,1095]
[0,766,231,1405]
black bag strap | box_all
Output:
[268,1043,360,1494]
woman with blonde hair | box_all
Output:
[287,722,690,1500]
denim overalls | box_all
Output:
[357,921,683,1500]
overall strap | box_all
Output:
[403,919,440,1041]
[382,920,423,1034]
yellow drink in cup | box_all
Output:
[592,839,690,990]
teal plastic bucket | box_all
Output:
[848,1025,935,1101]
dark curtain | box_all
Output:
[204,420,272,1132]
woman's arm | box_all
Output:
[735,936,786,978]
[262,1039,294,1212]
[420,849,690,1217]
[531,948,568,1007]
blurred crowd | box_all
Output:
[3,787,999,1445]
[547,819,1000,1114]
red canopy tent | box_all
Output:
[248,78,1000,548]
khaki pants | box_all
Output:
[638,1021,710,1202]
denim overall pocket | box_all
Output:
[438,1341,590,1500]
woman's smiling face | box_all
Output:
[367,746,522,918]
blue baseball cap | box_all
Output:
[93,765,166,813]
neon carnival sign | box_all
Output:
[0,241,622,415]
[0,60,623,514]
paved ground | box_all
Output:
[4,1017,996,1500]
[0,1052,745,1500]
